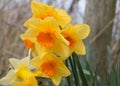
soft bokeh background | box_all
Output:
[0,0,120,85]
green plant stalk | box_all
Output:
[72,52,88,86]
[65,60,74,86]
[85,60,95,86]
[69,56,80,86]
[72,55,81,85]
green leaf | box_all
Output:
[65,60,75,86]
[72,52,88,86]
[69,56,81,86]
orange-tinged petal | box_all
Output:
[37,31,55,48]
[62,24,90,55]
[41,60,57,76]
[22,17,70,57]
[31,53,71,85]
[62,33,75,49]
[31,1,55,19]
[31,1,71,28]
[24,39,34,49]
[21,34,38,57]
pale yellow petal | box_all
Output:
[21,55,36,71]
[9,56,30,69]
[9,58,21,69]
[28,64,36,71]
[30,56,41,69]
[0,70,15,85]
[74,40,86,55]
[21,55,30,66]
[74,24,90,39]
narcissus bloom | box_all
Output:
[24,0,71,28]
[12,77,38,86]
[31,53,71,86]
[21,17,70,58]
[62,24,90,55]
[0,55,35,86]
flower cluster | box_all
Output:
[0,0,90,86]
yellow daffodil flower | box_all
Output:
[62,24,90,56]
[12,77,38,86]
[0,54,35,85]
[31,53,71,86]
[21,17,70,58]
[24,0,71,28]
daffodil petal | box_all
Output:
[30,56,41,68]
[31,1,47,17]
[51,75,62,86]
[22,17,60,42]
[21,29,38,43]
[50,58,70,85]
[0,70,15,85]
[9,58,21,69]
[74,40,86,55]
[57,61,71,76]
[37,17,61,32]
[53,39,70,59]
[27,64,36,71]
[55,8,71,28]
[31,53,71,86]
[21,55,30,66]
[24,17,41,28]
[12,77,38,86]
[20,33,36,45]
[9,55,30,70]
[74,24,90,39]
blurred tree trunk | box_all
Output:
[84,0,116,82]
[111,0,120,67]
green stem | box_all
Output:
[72,52,88,86]
[65,60,74,86]
[69,56,80,86]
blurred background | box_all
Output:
[0,0,119,85]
